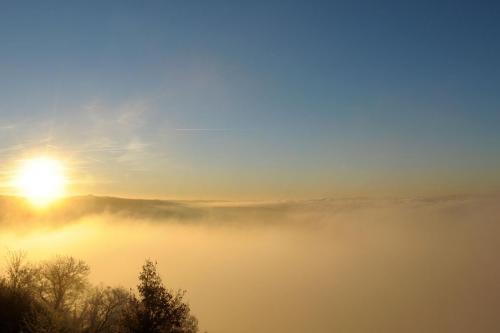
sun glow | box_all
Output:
[13,157,67,206]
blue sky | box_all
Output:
[0,1,499,199]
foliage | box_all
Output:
[0,252,199,333]
[121,260,194,333]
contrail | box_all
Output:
[174,128,232,132]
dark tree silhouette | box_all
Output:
[0,251,39,332]
[0,278,35,333]
[122,259,198,333]
[0,254,200,333]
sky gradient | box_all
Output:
[0,0,499,199]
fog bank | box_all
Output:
[1,195,499,333]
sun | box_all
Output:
[13,157,67,206]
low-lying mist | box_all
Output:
[1,195,499,333]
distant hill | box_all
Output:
[0,194,497,229]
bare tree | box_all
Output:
[5,250,39,293]
[80,286,129,333]
[1,255,201,333]
[22,256,91,332]
[37,256,90,312]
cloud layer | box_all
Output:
[1,195,500,333]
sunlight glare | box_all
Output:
[13,157,67,206]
